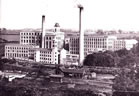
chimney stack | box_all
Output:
[41,15,45,48]
[78,5,84,66]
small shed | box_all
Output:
[49,74,63,83]
[61,68,85,78]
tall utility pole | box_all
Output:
[78,5,84,66]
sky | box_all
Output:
[1,0,139,31]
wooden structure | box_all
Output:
[49,74,63,83]
[61,68,85,78]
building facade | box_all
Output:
[5,44,36,60]
[68,34,118,56]
[20,31,41,46]
[4,22,138,65]
[5,23,65,64]
[66,33,137,59]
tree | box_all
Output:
[115,48,129,57]
[113,68,136,91]
[117,52,138,68]
[83,52,115,67]
[96,29,104,35]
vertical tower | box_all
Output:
[78,5,84,65]
[54,23,60,32]
[41,15,45,48]
[0,0,2,29]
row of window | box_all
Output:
[5,53,28,58]
[6,47,30,50]
[70,38,107,41]
[21,32,41,36]
[6,50,28,53]
[71,43,107,47]
[40,58,51,60]
[70,45,107,48]
[20,36,35,39]
[40,61,52,63]
[114,44,125,46]
[40,51,51,54]
[20,40,35,43]
[114,46,125,49]
[40,54,52,57]
[70,51,79,54]
[85,38,107,41]
[45,36,54,40]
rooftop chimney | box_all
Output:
[41,15,45,48]
[78,5,84,66]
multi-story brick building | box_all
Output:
[4,14,138,65]
[5,23,65,64]
[20,31,41,46]
[67,34,118,56]
[5,44,36,60]
[66,33,137,58]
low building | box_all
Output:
[61,68,85,78]
[114,40,125,51]
[124,39,138,50]
[5,44,37,60]
[114,39,138,51]
[49,74,63,83]
[33,47,59,64]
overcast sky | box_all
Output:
[1,0,139,31]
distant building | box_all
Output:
[20,31,41,46]
[32,47,59,64]
[66,33,138,58]
[124,39,138,50]
[4,20,138,65]
[5,44,36,60]
[67,34,117,56]
[5,23,66,64]
[114,39,138,51]
[113,40,125,51]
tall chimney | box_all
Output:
[78,5,84,66]
[41,15,45,48]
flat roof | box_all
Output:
[67,34,117,38]
[5,44,35,47]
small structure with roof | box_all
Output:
[49,74,63,83]
[54,23,60,32]
[60,68,85,78]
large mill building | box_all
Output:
[5,16,66,64]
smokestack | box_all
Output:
[41,15,45,48]
[78,5,84,66]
